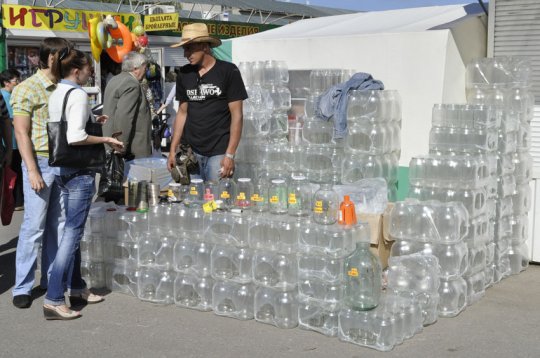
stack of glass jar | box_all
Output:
[405,57,533,306]
[296,70,355,186]
[342,90,402,200]
[80,193,438,351]
[235,60,292,180]
[235,66,401,202]
[466,57,533,278]
[408,106,498,304]
[388,200,470,317]
[306,69,355,118]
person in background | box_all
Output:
[11,37,71,309]
[44,48,123,320]
[0,94,12,186]
[157,83,176,115]
[102,51,152,160]
[1,69,23,210]
[167,23,248,182]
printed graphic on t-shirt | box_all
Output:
[186,83,222,101]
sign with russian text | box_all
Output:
[144,13,178,32]
[1,4,137,31]
[150,20,280,39]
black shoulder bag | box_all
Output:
[47,88,105,170]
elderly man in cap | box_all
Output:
[167,23,247,182]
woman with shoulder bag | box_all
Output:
[43,48,123,320]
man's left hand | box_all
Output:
[220,156,234,178]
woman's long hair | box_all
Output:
[51,47,92,82]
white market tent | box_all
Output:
[229,4,487,166]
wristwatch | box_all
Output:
[225,153,235,160]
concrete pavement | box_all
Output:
[1,211,539,358]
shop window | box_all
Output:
[8,46,40,80]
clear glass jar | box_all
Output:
[268,178,288,214]
[251,180,269,213]
[287,175,312,217]
[167,183,182,202]
[217,178,237,210]
[203,181,218,203]
[187,178,204,206]
[312,184,339,225]
[343,242,382,311]
[235,178,253,209]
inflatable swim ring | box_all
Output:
[106,21,133,63]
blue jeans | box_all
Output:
[192,153,224,182]
[44,170,95,305]
[13,156,65,296]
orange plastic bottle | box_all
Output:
[339,195,357,225]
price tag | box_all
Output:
[220,191,230,199]
[288,193,297,204]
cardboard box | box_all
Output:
[359,202,395,269]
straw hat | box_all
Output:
[171,23,222,48]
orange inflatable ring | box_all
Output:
[88,17,102,62]
[106,21,133,63]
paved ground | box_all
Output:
[1,211,539,358]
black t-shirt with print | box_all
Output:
[176,59,248,156]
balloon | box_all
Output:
[138,35,149,47]
[133,25,145,36]
[96,21,109,49]
[88,17,102,62]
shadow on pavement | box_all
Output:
[0,237,17,295]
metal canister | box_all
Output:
[148,183,160,207]
[136,180,149,212]
[128,180,139,209]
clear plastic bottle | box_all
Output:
[343,242,382,311]
[287,175,312,217]
[269,179,288,214]
[312,184,339,225]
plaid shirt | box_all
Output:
[11,70,56,156]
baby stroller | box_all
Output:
[152,112,172,152]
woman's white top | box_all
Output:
[48,80,92,144]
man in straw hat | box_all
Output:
[167,23,247,182]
